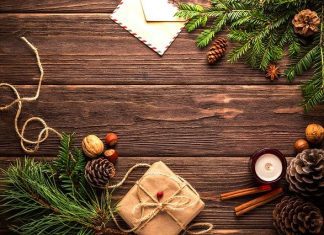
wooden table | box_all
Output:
[0,1,323,234]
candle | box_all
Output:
[250,149,287,184]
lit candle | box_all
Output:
[250,149,287,184]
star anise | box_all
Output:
[266,64,280,81]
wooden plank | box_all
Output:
[0,0,209,13]
[0,85,322,156]
[0,14,309,85]
[0,0,119,13]
[0,156,285,234]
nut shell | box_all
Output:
[305,123,324,144]
[104,149,119,164]
[294,138,309,153]
[105,133,118,146]
[82,135,104,158]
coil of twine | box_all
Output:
[0,37,62,153]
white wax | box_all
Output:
[255,153,283,181]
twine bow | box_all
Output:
[106,163,213,235]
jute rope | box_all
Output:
[106,163,213,234]
[0,37,62,153]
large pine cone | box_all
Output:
[207,37,227,65]
[286,149,324,197]
[273,196,323,235]
[85,158,116,187]
[292,9,320,37]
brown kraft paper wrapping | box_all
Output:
[117,161,205,235]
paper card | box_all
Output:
[111,0,185,55]
[140,0,186,22]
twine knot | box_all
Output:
[157,202,164,211]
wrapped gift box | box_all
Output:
[118,161,205,235]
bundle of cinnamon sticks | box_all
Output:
[220,185,284,216]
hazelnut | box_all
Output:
[305,124,324,144]
[104,149,119,164]
[294,138,309,153]
[82,135,104,158]
[105,133,118,147]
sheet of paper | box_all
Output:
[111,0,185,55]
[140,0,186,22]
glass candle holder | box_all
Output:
[249,148,287,184]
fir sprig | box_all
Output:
[176,0,324,110]
[1,158,119,235]
[300,9,324,111]
[51,133,86,197]
[1,133,122,235]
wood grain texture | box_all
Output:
[0,14,309,85]
[0,156,288,234]
[0,0,119,13]
[0,85,322,157]
[0,1,323,234]
[0,0,209,13]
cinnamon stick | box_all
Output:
[220,185,272,201]
[234,187,283,216]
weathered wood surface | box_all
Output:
[0,156,286,234]
[1,85,323,157]
[0,1,324,234]
[0,14,309,85]
[0,0,208,13]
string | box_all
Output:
[0,37,62,153]
[105,163,213,234]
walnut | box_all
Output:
[82,135,104,158]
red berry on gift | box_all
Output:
[105,133,118,147]
[157,191,164,201]
[104,149,119,164]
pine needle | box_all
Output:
[176,0,324,110]
[1,136,118,235]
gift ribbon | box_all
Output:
[0,37,62,153]
[106,163,213,234]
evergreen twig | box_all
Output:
[176,0,324,110]
[1,135,119,235]
[51,133,87,197]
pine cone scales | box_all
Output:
[292,9,320,37]
[85,158,116,187]
[286,149,324,197]
[207,37,227,64]
[273,196,323,235]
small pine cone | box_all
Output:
[273,196,323,235]
[207,37,227,65]
[85,158,116,188]
[286,149,324,197]
[292,9,320,37]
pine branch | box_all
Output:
[177,0,324,110]
[51,133,86,197]
[1,158,118,235]
[301,5,324,111]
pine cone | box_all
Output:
[273,196,323,235]
[207,37,227,65]
[85,158,116,187]
[292,9,320,37]
[286,149,324,197]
